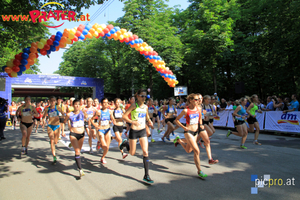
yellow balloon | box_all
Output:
[6,60,13,67]
[139,47,144,51]
[175,81,179,84]
[34,58,37,63]
[127,32,133,37]
[69,33,75,39]
[66,38,72,44]
[11,72,17,77]
[37,42,44,49]
[118,35,124,40]
[142,42,147,47]
[40,38,47,44]
[69,29,76,35]
[100,24,106,29]
[123,33,129,38]
[121,29,127,34]
[96,27,103,33]
[93,31,98,37]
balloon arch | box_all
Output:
[2,23,178,87]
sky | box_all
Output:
[38,0,190,74]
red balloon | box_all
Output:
[50,35,56,40]
[13,59,21,66]
[103,28,109,34]
[75,31,82,37]
[153,51,158,56]
[99,31,105,37]
[15,54,22,60]
[161,69,166,74]
[133,35,139,40]
[124,38,130,43]
[44,44,50,50]
[129,36,134,41]
[120,39,124,43]
[47,39,53,45]
[73,36,78,42]
[107,24,114,30]
[77,26,84,32]
[40,49,47,55]
[12,65,20,72]
[35,53,39,58]
[8,73,13,78]
[144,51,149,56]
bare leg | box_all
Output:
[102,131,111,159]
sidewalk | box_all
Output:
[0,126,299,200]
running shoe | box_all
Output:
[143,175,154,184]
[89,148,93,154]
[119,139,127,150]
[157,129,161,134]
[25,148,28,155]
[122,153,128,159]
[240,145,247,149]
[198,171,207,179]
[226,130,232,138]
[79,169,85,178]
[166,137,170,141]
[68,143,72,148]
[58,137,61,140]
[151,139,155,143]
[173,136,180,144]
[209,158,219,165]
[253,141,261,145]
[53,156,57,164]
[21,149,26,155]
[1,136,6,140]
[96,141,101,150]
[124,131,128,137]
[101,158,107,164]
[161,137,165,142]
[172,131,174,136]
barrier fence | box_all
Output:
[175,110,300,134]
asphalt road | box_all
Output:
[0,126,299,200]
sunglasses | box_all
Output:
[194,99,199,101]
[139,95,147,98]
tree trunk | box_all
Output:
[213,67,217,93]
[149,66,153,98]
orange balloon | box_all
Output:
[4,67,12,73]
[28,53,36,60]
[56,46,60,51]
[59,42,65,48]
[87,32,92,39]
[31,42,38,48]
[25,64,30,69]
[89,28,95,34]
[63,32,69,38]
[30,47,37,53]
[27,59,34,65]
[60,36,67,43]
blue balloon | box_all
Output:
[2,66,6,72]
[37,49,40,53]
[78,34,85,40]
[55,35,61,41]
[147,95,150,98]
[139,39,143,43]
[115,27,120,31]
[82,29,89,35]
[22,53,29,59]
[125,42,130,45]
[21,59,28,65]
[157,56,162,60]
[47,50,51,55]
[56,31,63,37]
[53,41,59,47]
[110,29,116,34]
[129,41,135,45]
[106,32,111,37]
[50,45,56,52]
[85,24,92,31]
[149,55,153,60]
[19,65,26,72]
[23,48,30,54]
[17,71,23,76]
[153,56,157,60]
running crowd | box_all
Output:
[0,91,299,183]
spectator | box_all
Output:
[257,98,265,110]
[176,97,180,104]
[220,98,227,111]
[283,94,299,113]
[225,101,233,110]
[245,96,251,108]
[214,93,220,101]
[265,96,274,111]
[232,100,240,110]
[179,99,186,109]
[215,101,221,111]
[274,96,285,111]
[284,97,291,109]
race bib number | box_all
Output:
[59,112,62,117]
[101,120,109,126]
[148,109,154,114]
[86,110,94,119]
[11,111,16,115]
[23,111,31,116]
[169,108,174,113]
[189,113,199,125]
[114,110,122,118]
[73,120,84,127]
[138,113,146,125]
[49,111,58,118]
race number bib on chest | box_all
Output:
[49,110,58,118]
[169,108,174,113]
[100,117,110,126]
[73,120,84,127]
[189,113,199,125]
[87,110,94,119]
[22,109,31,116]
[148,108,154,114]
[138,113,146,125]
[114,110,122,118]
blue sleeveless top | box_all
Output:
[100,109,110,126]
[236,106,246,121]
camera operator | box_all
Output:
[0,97,8,140]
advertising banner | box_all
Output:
[212,111,228,127]
[265,111,300,133]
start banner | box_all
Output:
[264,111,300,133]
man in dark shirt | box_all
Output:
[220,98,227,111]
